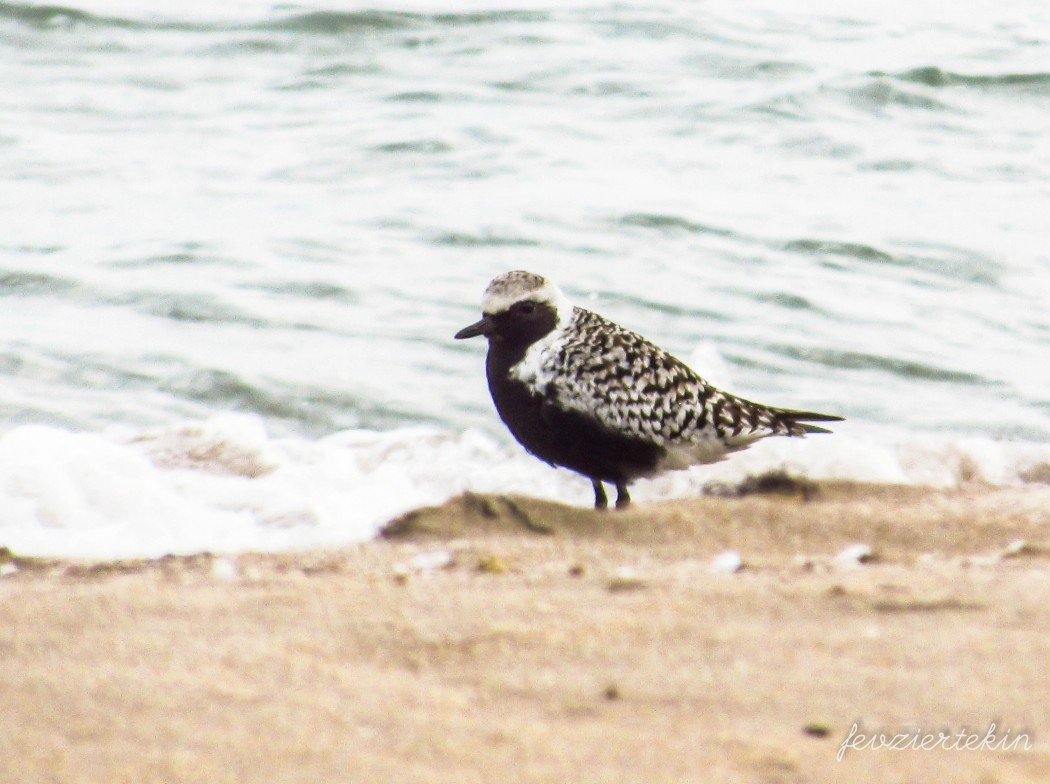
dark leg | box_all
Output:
[614,482,631,509]
[591,479,608,510]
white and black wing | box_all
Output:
[546,308,839,457]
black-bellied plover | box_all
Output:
[455,270,843,509]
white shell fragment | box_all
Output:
[607,565,647,592]
[210,556,240,582]
[393,549,454,578]
[834,543,875,567]
[710,550,744,574]
[1002,539,1030,558]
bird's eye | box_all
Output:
[517,301,536,315]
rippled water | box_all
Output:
[2,1,1049,554]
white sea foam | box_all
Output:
[1,414,1048,559]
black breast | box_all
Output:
[485,344,665,485]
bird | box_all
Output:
[454,270,843,510]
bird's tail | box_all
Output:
[772,407,844,436]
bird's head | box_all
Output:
[454,270,573,347]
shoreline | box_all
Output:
[2,481,1048,782]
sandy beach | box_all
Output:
[2,479,1048,783]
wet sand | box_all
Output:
[1,480,1048,783]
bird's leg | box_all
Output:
[614,482,631,510]
[591,480,609,510]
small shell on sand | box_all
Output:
[710,550,744,574]
[394,549,454,578]
[607,566,647,592]
[834,544,875,567]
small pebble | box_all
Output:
[477,554,507,574]
[803,722,831,738]
[0,562,18,578]
[792,554,818,571]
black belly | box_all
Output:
[486,352,664,484]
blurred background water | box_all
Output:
[2,0,1049,555]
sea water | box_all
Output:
[2,0,1049,556]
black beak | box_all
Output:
[454,315,494,340]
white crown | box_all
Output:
[481,270,574,326]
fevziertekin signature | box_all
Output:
[837,722,1033,762]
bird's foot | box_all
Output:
[593,480,631,510]
[591,480,609,510]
